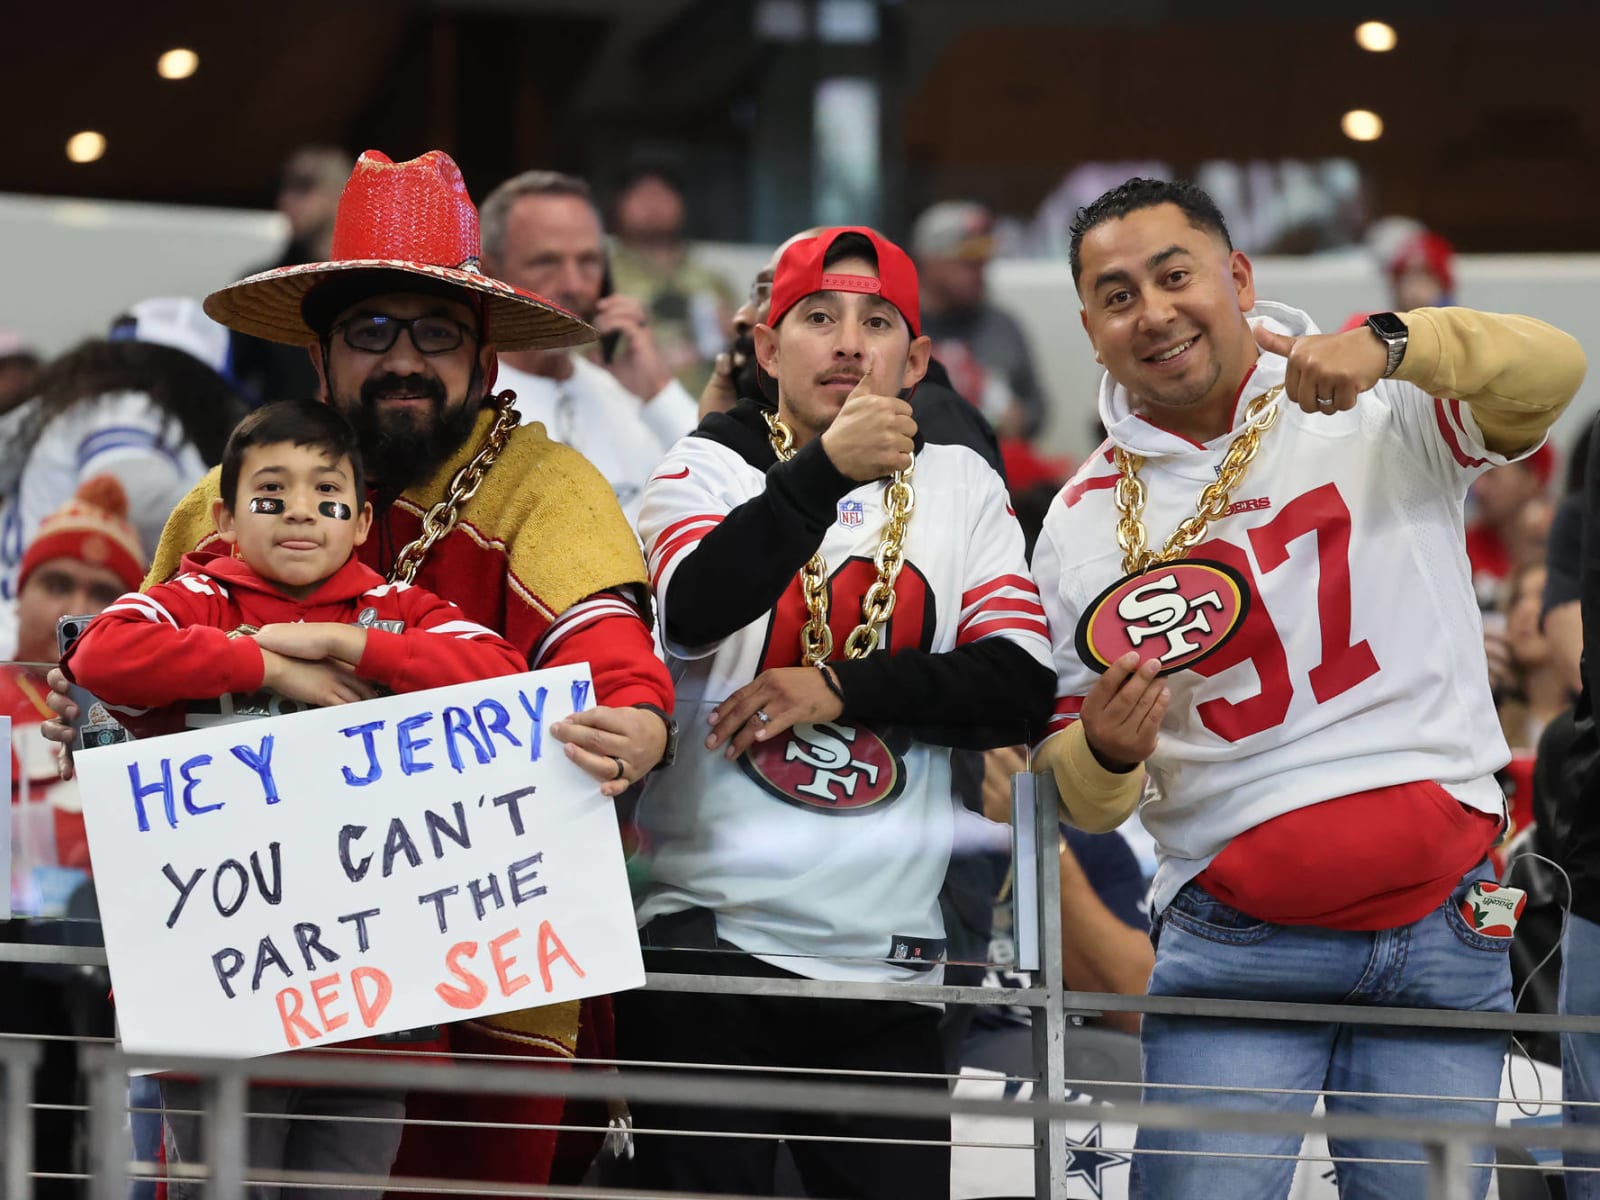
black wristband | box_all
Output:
[817,662,846,704]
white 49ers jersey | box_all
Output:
[637,433,1050,982]
[1034,302,1517,914]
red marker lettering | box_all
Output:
[435,942,489,1009]
[536,920,586,991]
[489,928,530,998]
[309,973,348,1034]
[351,966,393,1027]
[275,987,319,1048]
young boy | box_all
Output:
[62,398,529,1200]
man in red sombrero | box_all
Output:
[45,149,677,1197]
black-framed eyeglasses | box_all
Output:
[335,314,476,355]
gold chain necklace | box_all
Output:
[1113,384,1283,575]
[389,391,519,584]
[764,410,916,664]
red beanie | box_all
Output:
[18,476,148,594]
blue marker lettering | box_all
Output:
[570,679,591,712]
[229,736,280,805]
[339,720,386,787]
[474,699,521,755]
[397,711,435,776]
[127,758,176,831]
[180,754,220,817]
[442,706,491,773]
[518,687,547,762]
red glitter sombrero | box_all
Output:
[204,149,592,352]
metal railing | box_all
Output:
[1,770,1591,1199]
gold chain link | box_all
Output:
[764,410,916,665]
[1114,385,1283,576]
[388,391,520,585]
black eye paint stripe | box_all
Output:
[248,498,284,514]
[319,501,353,520]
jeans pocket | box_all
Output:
[1443,882,1517,954]
[1162,883,1279,947]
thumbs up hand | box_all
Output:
[1253,322,1391,416]
[818,353,918,481]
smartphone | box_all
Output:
[56,614,134,752]
[598,262,623,364]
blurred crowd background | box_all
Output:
[1,3,1597,1194]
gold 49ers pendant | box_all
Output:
[1076,383,1283,677]
[1075,559,1251,676]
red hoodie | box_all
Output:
[63,550,527,733]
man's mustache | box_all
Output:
[361,373,446,408]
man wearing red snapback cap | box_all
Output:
[623,227,1053,1196]
[44,150,676,1196]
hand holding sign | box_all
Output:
[818,352,917,481]
[1253,323,1390,416]
[551,705,669,796]
[1081,652,1168,772]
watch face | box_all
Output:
[1367,312,1407,340]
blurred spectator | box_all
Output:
[2,475,142,1200]
[229,145,354,406]
[1466,443,1555,604]
[1388,229,1457,311]
[911,200,1047,439]
[0,299,244,657]
[1560,415,1600,1198]
[479,169,699,527]
[0,328,40,416]
[1541,424,1589,695]
[1495,564,1570,754]
[608,162,737,394]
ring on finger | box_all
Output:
[1316,396,1336,408]
[611,756,627,781]
[756,709,772,725]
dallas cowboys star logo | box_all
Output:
[1063,1122,1132,1199]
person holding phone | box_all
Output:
[477,170,700,529]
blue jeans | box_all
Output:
[1132,866,1511,1200]
[1561,912,1600,1198]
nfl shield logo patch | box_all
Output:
[838,499,865,528]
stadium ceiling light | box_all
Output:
[66,131,107,164]
[1355,21,1397,52]
[157,48,199,80]
[1341,109,1384,142]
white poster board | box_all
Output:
[75,664,644,1058]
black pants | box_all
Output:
[613,916,950,1199]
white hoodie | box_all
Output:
[1032,301,1516,914]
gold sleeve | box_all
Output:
[1394,308,1586,456]
[1035,721,1145,834]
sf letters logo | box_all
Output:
[783,722,880,803]
[1075,558,1249,677]
[1118,573,1224,662]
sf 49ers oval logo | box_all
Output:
[738,720,907,814]
[1075,559,1251,677]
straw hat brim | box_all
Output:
[203,259,595,352]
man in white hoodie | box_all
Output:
[1029,177,1585,1199]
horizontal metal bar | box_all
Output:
[642,969,1046,1006]
[0,943,107,966]
[81,1046,1600,1159]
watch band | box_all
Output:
[631,701,679,770]
[1365,312,1409,379]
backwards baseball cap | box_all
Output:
[766,226,922,338]
[108,297,232,378]
[909,200,996,261]
[19,475,147,594]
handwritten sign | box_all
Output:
[75,665,644,1059]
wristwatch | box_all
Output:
[1365,312,1409,378]
[632,702,679,770]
